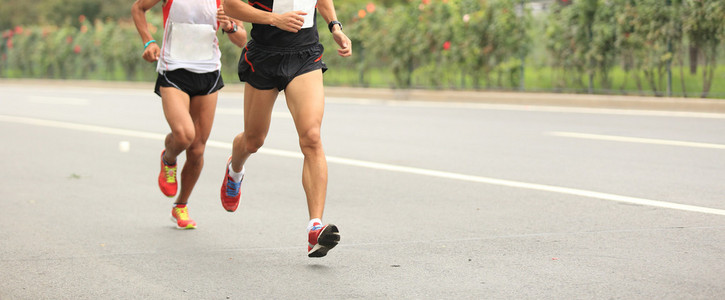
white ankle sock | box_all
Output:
[228,163,245,182]
[307,218,322,231]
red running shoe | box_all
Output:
[308,223,340,258]
[220,157,243,212]
[171,205,196,229]
[158,150,177,197]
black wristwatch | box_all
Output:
[224,23,238,34]
[328,20,342,33]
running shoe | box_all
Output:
[220,157,243,212]
[158,150,177,197]
[171,205,196,229]
[308,223,340,258]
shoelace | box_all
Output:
[164,165,177,183]
[226,177,241,196]
[174,207,189,220]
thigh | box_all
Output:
[284,69,325,135]
[243,83,279,138]
[188,91,219,144]
[160,86,193,132]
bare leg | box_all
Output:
[160,87,194,165]
[229,83,279,172]
[174,92,218,205]
[284,70,327,220]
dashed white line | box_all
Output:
[549,131,725,150]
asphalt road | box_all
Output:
[1,82,724,299]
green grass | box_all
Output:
[321,64,725,99]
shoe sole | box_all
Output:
[308,224,340,258]
[170,216,196,229]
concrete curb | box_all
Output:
[2,78,724,113]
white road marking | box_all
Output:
[3,114,725,217]
[548,131,725,150]
[27,96,90,106]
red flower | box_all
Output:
[6,39,13,49]
[443,41,451,50]
[66,36,73,44]
[14,26,23,35]
[79,15,86,23]
[366,3,376,13]
[422,0,430,5]
[74,45,81,54]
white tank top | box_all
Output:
[156,0,222,74]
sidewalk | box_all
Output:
[2,78,724,113]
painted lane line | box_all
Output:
[548,131,725,150]
[3,114,725,217]
[1,115,166,140]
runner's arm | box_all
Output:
[225,19,248,48]
[131,0,164,62]
[317,0,352,57]
[217,4,247,48]
[224,0,306,33]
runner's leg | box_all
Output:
[284,70,327,220]
[160,87,194,165]
[229,83,279,172]
[175,92,218,205]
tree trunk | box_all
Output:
[689,45,698,75]
[678,51,687,98]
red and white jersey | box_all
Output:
[157,0,222,74]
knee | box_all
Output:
[238,132,266,153]
[186,143,206,162]
[172,127,196,149]
[299,128,322,153]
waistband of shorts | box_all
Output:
[247,40,321,53]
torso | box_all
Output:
[248,0,320,49]
[157,0,222,73]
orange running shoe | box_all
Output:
[220,157,243,212]
[171,205,196,229]
[158,150,177,197]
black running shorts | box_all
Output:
[238,40,328,91]
[154,69,224,97]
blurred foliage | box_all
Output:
[0,0,132,30]
[1,0,724,97]
[546,0,724,97]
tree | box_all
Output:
[683,0,725,98]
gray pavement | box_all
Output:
[1,81,724,299]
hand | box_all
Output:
[332,30,352,57]
[142,43,160,62]
[217,4,233,31]
[272,11,306,33]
